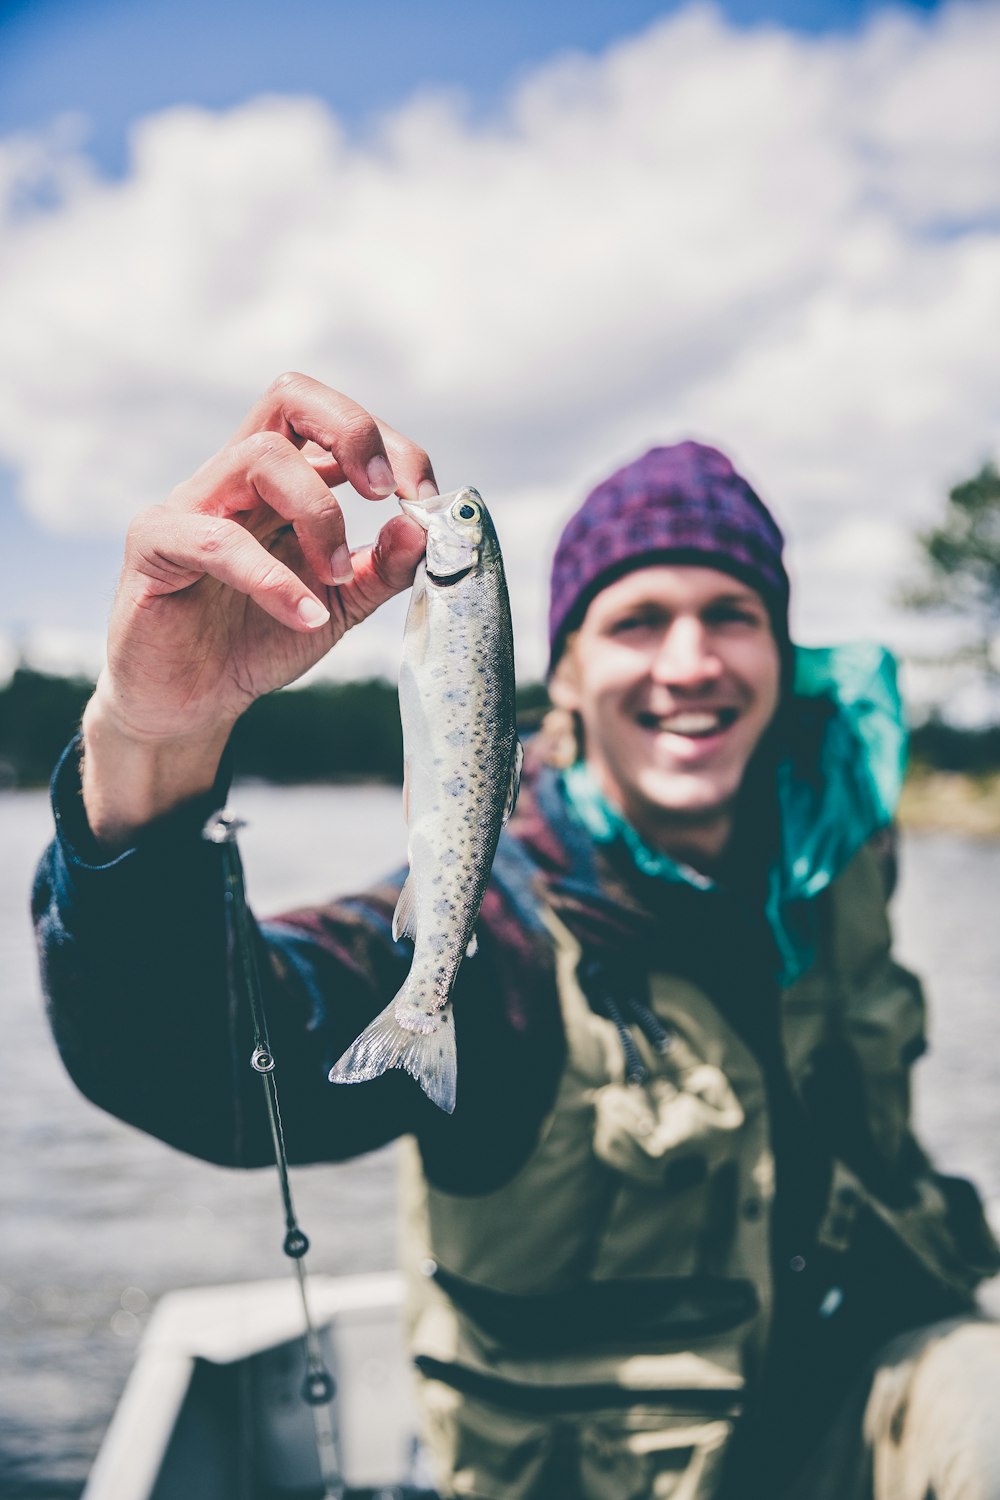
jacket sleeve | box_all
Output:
[32,737,432,1168]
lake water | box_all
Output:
[3,784,1000,1498]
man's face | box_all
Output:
[550,565,782,862]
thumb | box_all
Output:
[341,513,426,623]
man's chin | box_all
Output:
[636,774,739,827]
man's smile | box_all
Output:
[635,707,741,739]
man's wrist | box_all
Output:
[80,690,234,852]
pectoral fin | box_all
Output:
[501,740,524,827]
[404,564,428,665]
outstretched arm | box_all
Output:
[34,737,426,1167]
[35,374,442,1163]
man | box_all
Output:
[34,374,1000,1498]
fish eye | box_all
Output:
[451,498,481,523]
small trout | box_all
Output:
[328,487,521,1113]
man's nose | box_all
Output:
[651,619,722,686]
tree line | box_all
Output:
[2,662,999,792]
[2,460,997,790]
[0,669,552,789]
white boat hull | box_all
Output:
[84,1272,433,1499]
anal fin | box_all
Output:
[392,873,418,944]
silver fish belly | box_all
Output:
[328,488,521,1113]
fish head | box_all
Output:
[400,487,499,583]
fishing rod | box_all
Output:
[204,811,343,1500]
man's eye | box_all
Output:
[708,606,763,627]
[608,615,651,634]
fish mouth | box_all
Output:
[399,487,480,530]
[399,496,432,530]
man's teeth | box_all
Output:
[646,711,731,737]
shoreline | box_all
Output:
[9,769,1000,839]
[898,770,1000,839]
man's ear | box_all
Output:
[547,635,581,712]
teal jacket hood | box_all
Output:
[562,641,908,985]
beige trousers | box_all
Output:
[420,1318,1000,1500]
[418,1374,737,1499]
[782,1316,1000,1500]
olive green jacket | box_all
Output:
[399,645,999,1494]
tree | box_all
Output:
[903,462,1000,715]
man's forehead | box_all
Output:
[588,564,765,612]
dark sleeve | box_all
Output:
[32,737,429,1168]
[33,739,565,1184]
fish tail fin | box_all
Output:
[328,994,457,1114]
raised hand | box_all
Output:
[81,374,435,845]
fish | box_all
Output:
[328,487,521,1113]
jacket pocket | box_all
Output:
[841,957,927,1175]
[592,1066,744,1187]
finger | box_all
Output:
[176,432,355,586]
[375,418,438,501]
[127,508,332,634]
[300,438,339,476]
[304,419,438,503]
[231,372,398,500]
[337,514,427,628]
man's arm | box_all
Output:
[808,831,1000,1300]
[35,738,567,1179]
[33,376,446,1161]
[36,375,566,1181]
[34,736,427,1167]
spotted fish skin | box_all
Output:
[328,488,520,1113]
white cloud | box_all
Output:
[1,1,998,684]
[14,625,108,681]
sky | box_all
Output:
[1,0,997,715]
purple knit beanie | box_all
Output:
[548,442,790,671]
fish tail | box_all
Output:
[328,993,457,1114]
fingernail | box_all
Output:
[367,455,396,497]
[417,479,439,499]
[330,544,354,584]
[298,596,330,629]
